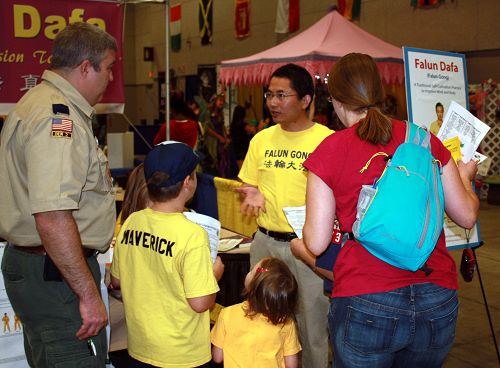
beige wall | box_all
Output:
[121,0,500,125]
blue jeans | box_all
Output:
[328,283,458,368]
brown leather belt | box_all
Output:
[12,245,97,258]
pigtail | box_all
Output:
[243,257,298,325]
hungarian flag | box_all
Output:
[170,4,181,52]
[338,0,361,20]
[275,0,299,34]
[235,0,250,38]
[199,0,213,45]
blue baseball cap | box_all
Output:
[144,141,200,187]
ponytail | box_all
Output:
[328,53,393,145]
[356,106,392,145]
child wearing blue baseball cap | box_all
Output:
[110,141,224,367]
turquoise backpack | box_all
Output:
[352,121,444,274]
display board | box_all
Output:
[404,46,468,128]
[404,46,481,250]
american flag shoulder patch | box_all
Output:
[51,117,73,138]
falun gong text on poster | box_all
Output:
[403,46,468,130]
[0,0,124,115]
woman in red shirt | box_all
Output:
[302,53,479,368]
[153,94,198,148]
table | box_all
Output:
[216,229,251,306]
[216,249,250,307]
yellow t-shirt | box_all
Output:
[110,208,219,367]
[430,120,442,136]
[114,211,122,239]
[239,123,332,231]
[211,302,301,368]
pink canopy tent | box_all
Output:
[220,10,404,86]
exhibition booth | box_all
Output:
[1,1,499,367]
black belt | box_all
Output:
[11,244,97,258]
[258,227,297,242]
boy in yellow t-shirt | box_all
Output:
[111,141,224,367]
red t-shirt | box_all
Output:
[153,119,198,148]
[304,120,456,297]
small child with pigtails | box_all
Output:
[211,257,301,368]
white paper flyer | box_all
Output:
[437,101,490,163]
[282,206,305,239]
[183,212,221,262]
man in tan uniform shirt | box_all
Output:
[0,23,116,367]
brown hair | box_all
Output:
[243,257,298,325]
[121,164,148,224]
[147,171,195,202]
[328,53,392,145]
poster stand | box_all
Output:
[403,46,482,250]
[404,46,498,363]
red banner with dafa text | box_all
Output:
[0,0,124,115]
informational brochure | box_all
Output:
[476,155,492,177]
[472,151,488,165]
[183,212,221,262]
[442,136,462,163]
[437,101,491,163]
[217,238,244,252]
[282,206,305,239]
[0,243,28,368]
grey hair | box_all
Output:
[50,22,117,72]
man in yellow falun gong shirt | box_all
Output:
[236,63,333,368]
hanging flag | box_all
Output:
[170,4,181,52]
[199,0,213,45]
[275,0,299,34]
[235,0,250,38]
[338,0,361,20]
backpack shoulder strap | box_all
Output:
[404,120,431,150]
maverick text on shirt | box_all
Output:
[121,229,175,257]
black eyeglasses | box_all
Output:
[264,91,297,101]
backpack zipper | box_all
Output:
[396,166,430,249]
[430,161,443,244]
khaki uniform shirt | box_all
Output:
[0,70,116,251]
